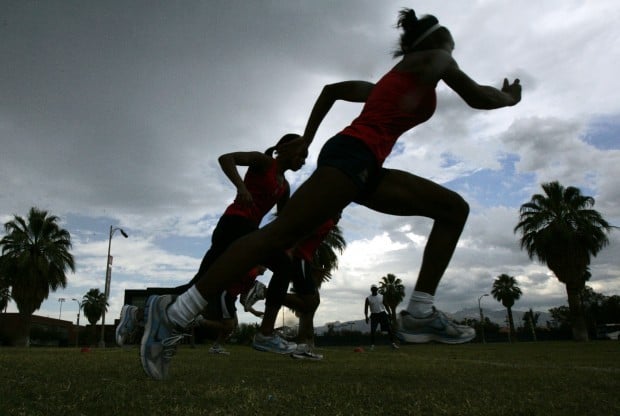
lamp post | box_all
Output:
[58,297,66,320]
[99,225,128,347]
[72,298,83,347]
[478,293,489,344]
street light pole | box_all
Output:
[72,298,82,347]
[478,293,489,344]
[58,297,66,320]
[99,225,128,348]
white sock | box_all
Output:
[166,285,208,328]
[407,291,434,318]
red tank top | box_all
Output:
[223,158,288,226]
[294,219,336,262]
[340,70,437,165]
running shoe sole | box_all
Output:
[253,343,297,354]
[291,351,323,360]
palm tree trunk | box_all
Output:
[507,307,516,343]
[528,316,537,342]
[92,324,98,346]
[566,284,589,341]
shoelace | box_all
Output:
[161,332,188,358]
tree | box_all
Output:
[82,288,108,345]
[378,273,405,322]
[0,260,11,312]
[549,287,620,337]
[514,181,613,341]
[522,308,540,341]
[0,286,10,313]
[548,305,571,330]
[580,285,605,332]
[0,207,75,346]
[491,274,522,342]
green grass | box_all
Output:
[1,341,619,415]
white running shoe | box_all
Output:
[243,281,266,312]
[116,305,139,347]
[291,344,323,360]
[208,344,230,355]
[253,332,297,354]
[397,309,476,344]
[140,295,187,380]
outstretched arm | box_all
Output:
[441,54,521,109]
[302,81,375,147]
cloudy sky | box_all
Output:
[2,0,619,329]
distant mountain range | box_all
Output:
[317,307,553,335]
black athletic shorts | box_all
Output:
[197,214,258,276]
[370,311,391,333]
[176,214,258,292]
[317,134,387,203]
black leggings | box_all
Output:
[174,215,257,294]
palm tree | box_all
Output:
[82,288,108,345]
[514,181,613,341]
[0,260,12,312]
[378,273,405,322]
[0,286,11,313]
[523,308,540,341]
[491,274,522,342]
[0,207,75,346]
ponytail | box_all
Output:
[393,9,440,58]
[264,133,301,156]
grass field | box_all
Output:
[1,341,619,415]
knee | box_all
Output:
[452,194,469,225]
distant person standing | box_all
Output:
[365,284,398,350]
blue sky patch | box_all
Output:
[583,115,620,151]
[446,154,537,210]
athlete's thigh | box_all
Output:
[266,167,358,241]
[361,168,467,220]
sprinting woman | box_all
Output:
[140,8,522,380]
[115,134,306,353]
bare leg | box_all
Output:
[196,167,358,297]
[217,318,236,344]
[200,317,233,334]
[361,169,469,295]
[259,304,280,336]
[296,311,316,346]
[260,293,316,336]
